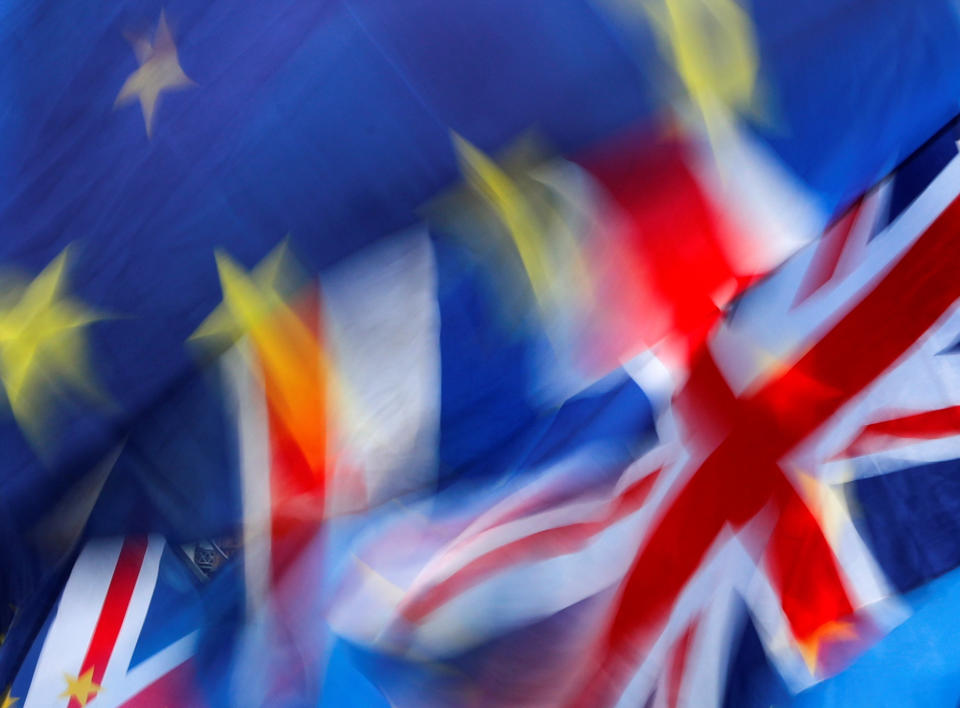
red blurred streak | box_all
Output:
[253,286,329,703]
[71,537,148,708]
[261,286,327,583]
[792,199,863,308]
[580,135,753,372]
[663,618,698,708]
[448,469,634,548]
[834,405,960,458]
[266,403,324,581]
[571,186,960,706]
[400,468,661,623]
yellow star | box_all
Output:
[452,135,550,308]
[0,248,104,444]
[59,668,101,707]
[191,244,331,470]
[1,686,17,708]
[451,134,592,319]
[641,0,761,145]
[190,243,302,350]
[115,10,196,138]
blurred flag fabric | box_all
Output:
[4,536,204,708]
[322,113,960,705]
[5,0,960,707]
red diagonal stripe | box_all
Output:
[767,469,852,641]
[574,190,960,706]
[663,617,698,708]
[71,536,148,708]
[834,405,960,458]
[792,199,863,308]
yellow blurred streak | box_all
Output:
[0,247,106,446]
[796,470,851,552]
[642,0,760,145]
[191,243,333,471]
[451,134,594,325]
[453,134,553,311]
[190,242,299,348]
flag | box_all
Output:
[7,1,960,707]
[3,0,960,528]
[326,110,960,707]
[6,536,204,708]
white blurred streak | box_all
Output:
[409,504,649,656]
[222,341,272,618]
[807,303,960,482]
[104,633,197,707]
[226,531,330,706]
[623,350,676,419]
[726,152,960,369]
[227,601,272,708]
[329,450,665,657]
[678,574,743,708]
[692,112,824,273]
[23,539,124,708]
[401,448,646,597]
[619,536,746,708]
[323,228,441,512]
[98,537,165,699]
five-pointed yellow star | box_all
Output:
[115,10,196,138]
[0,248,104,444]
[1,686,17,708]
[190,243,302,351]
[59,667,101,707]
[191,244,330,470]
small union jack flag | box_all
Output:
[8,536,204,708]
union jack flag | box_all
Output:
[328,119,960,707]
[7,536,204,708]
